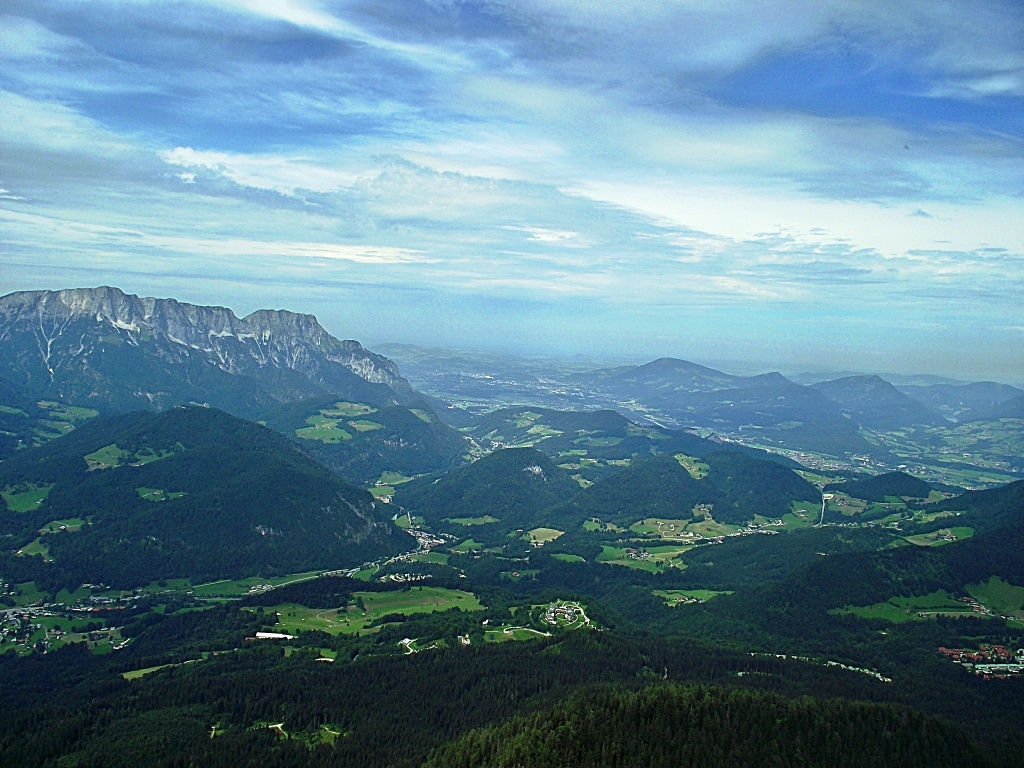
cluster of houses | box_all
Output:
[544,601,587,627]
[938,644,1024,678]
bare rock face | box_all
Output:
[0,286,415,415]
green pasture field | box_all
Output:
[969,577,1024,621]
[2,483,55,512]
[675,454,709,479]
[84,444,178,470]
[348,420,384,432]
[393,513,424,528]
[582,519,621,532]
[378,471,413,485]
[410,551,450,565]
[781,501,819,530]
[452,538,484,553]
[323,402,376,418]
[410,409,434,423]
[295,415,352,443]
[524,527,564,546]
[265,587,482,637]
[654,589,733,606]
[551,553,585,563]
[370,486,394,498]
[834,589,977,623]
[904,527,974,547]
[687,519,740,537]
[446,515,500,525]
[191,570,324,597]
[39,518,85,534]
[597,544,688,572]
[137,487,186,502]
[484,626,552,643]
[526,424,562,437]
[629,518,695,539]
[17,537,51,560]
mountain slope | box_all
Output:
[0,407,412,588]
[812,375,948,429]
[0,287,414,418]
[898,381,1023,422]
[392,448,580,528]
[260,397,470,485]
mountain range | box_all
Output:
[0,287,414,420]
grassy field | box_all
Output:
[654,589,733,606]
[596,544,689,572]
[446,515,500,525]
[687,519,741,538]
[904,527,974,547]
[295,415,352,443]
[378,471,413,485]
[452,538,484,553]
[17,537,52,560]
[39,518,85,534]
[410,551,450,565]
[191,570,324,597]
[781,501,819,530]
[265,587,482,636]
[2,483,55,512]
[347,420,384,432]
[629,518,695,539]
[675,454,709,479]
[323,402,376,417]
[137,487,186,502]
[969,577,1024,621]
[551,553,585,563]
[524,527,564,546]
[834,589,978,623]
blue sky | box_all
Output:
[1,1,1022,380]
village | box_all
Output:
[938,644,1024,678]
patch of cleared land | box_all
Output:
[551,553,585,563]
[675,454,709,479]
[904,527,974,547]
[833,589,980,623]
[968,577,1024,621]
[347,420,384,432]
[446,515,500,525]
[295,414,353,443]
[137,487,186,502]
[2,483,54,512]
[654,589,733,606]
[524,527,564,546]
[323,402,376,418]
[263,587,482,636]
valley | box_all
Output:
[0,289,1022,767]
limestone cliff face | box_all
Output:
[0,287,414,413]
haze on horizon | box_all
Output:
[1,1,1022,382]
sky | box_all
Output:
[1,1,1022,381]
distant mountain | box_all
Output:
[825,471,933,502]
[463,406,801,473]
[392,447,580,529]
[259,397,470,485]
[896,381,1023,422]
[971,393,1024,421]
[577,359,886,458]
[0,406,412,589]
[583,357,740,394]
[0,287,415,419]
[811,375,948,430]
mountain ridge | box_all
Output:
[0,287,414,417]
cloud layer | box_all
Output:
[1,0,1022,379]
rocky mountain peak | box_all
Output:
[0,286,415,413]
